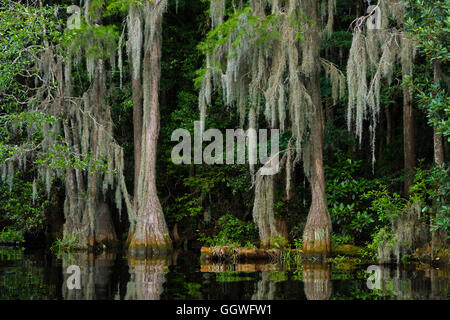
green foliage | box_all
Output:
[326,154,405,244]
[406,0,449,65]
[0,177,49,238]
[404,70,450,139]
[0,228,25,245]
[367,227,395,256]
[198,6,258,55]
[197,213,258,247]
[269,235,289,249]
[410,164,450,236]
[405,0,450,139]
[332,234,354,246]
[0,1,64,113]
[50,234,79,255]
[361,186,405,225]
[293,238,303,249]
[197,3,304,72]
[66,23,119,60]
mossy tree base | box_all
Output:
[302,225,332,261]
[127,233,172,257]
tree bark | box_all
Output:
[128,3,172,256]
[132,68,143,211]
[403,85,415,195]
[433,62,445,166]
[433,128,444,166]
[431,62,445,259]
[302,0,332,259]
[385,107,392,145]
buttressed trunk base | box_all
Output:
[126,1,172,256]
[302,217,332,260]
[301,0,332,260]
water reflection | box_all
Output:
[62,252,116,300]
[303,263,332,300]
[252,272,281,300]
[0,247,448,300]
[372,265,449,300]
[125,256,170,300]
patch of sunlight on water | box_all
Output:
[0,246,448,300]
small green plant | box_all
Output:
[332,234,354,246]
[0,228,25,245]
[293,238,303,250]
[270,235,289,249]
[243,241,256,249]
[50,234,78,255]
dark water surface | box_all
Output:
[0,246,448,300]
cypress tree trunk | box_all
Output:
[432,62,444,166]
[253,173,288,248]
[431,62,445,259]
[127,2,172,256]
[86,62,101,247]
[403,86,415,195]
[385,107,392,145]
[433,128,444,166]
[132,67,143,211]
[302,0,332,259]
[401,36,417,195]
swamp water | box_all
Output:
[0,246,448,300]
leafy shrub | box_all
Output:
[269,235,289,249]
[293,238,303,249]
[332,234,354,246]
[0,228,25,245]
[0,178,49,239]
[326,155,405,244]
[410,164,450,237]
[198,213,258,247]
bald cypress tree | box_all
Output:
[126,0,172,255]
[200,0,346,257]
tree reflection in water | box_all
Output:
[62,252,116,300]
[125,256,170,300]
[303,263,332,300]
[373,265,449,300]
[252,272,277,300]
